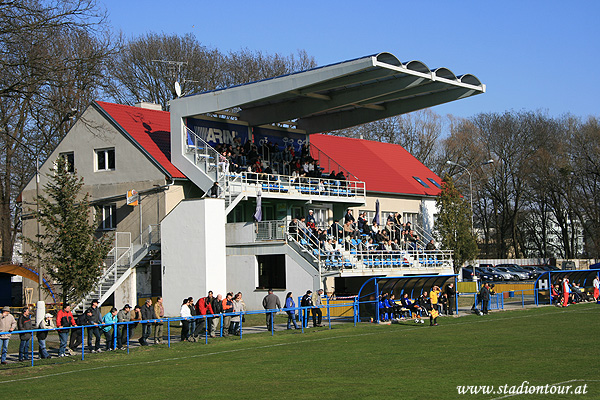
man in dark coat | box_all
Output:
[480,283,491,315]
[17,308,32,361]
[444,283,456,315]
[140,298,156,346]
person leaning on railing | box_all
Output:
[56,303,77,357]
[17,307,32,362]
[101,307,118,351]
[116,304,131,350]
[0,306,17,365]
[140,299,156,346]
[36,313,54,359]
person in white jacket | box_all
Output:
[180,298,192,342]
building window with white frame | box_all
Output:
[59,152,75,173]
[99,204,117,230]
[95,148,115,171]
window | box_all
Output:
[413,176,430,188]
[427,178,442,189]
[100,204,117,230]
[257,254,286,289]
[59,152,74,173]
[96,148,115,171]
[360,210,376,224]
[403,212,419,226]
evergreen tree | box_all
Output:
[434,175,479,273]
[24,157,112,303]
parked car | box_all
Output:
[495,264,532,280]
[519,265,545,278]
[479,266,512,281]
[462,266,499,282]
[476,267,504,282]
[496,266,529,281]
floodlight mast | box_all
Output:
[446,159,494,286]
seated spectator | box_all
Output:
[323,238,341,260]
[426,239,436,250]
[400,294,423,323]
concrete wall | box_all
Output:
[161,198,226,316]
[226,253,316,311]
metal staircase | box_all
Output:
[73,225,160,312]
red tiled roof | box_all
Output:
[95,101,185,179]
[309,134,442,196]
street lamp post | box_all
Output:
[446,159,494,285]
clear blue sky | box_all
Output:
[103,0,599,119]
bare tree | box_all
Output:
[107,33,316,110]
[332,109,445,169]
[0,0,114,262]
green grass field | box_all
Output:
[1,304,599,399]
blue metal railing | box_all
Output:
[0,301,360,367]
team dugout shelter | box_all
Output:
[535,269,599,306]
[357,275,458,321]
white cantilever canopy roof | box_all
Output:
[169,52,485,134]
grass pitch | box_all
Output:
[1,304,599,399]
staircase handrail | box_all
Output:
[309,142,360,182]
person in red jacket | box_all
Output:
[192,291,214,338]
[56,304,76,357]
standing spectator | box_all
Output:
[130,305,142,332]
[480,283,491,315]
[593,275,600,301]
[344,209,355,226]
[0,306,17,365]
[444,283,456,316]
[311,289,324,327]
[209,181,220,198]
[17,307,33,362]
[87,299,102,352]
[56,304,76,357]
[116,304,131,350]
[69,311,85,354]
[230,292,244,335]
[425,239,436,251]
[180,298,192,342]
[101,307,118,351]
[262,289,281,331]
[306,209,316,226]
[222,293,234,336]
[193,292,214,338]
[285,292,299,330]
[36,313,54,359]
[211,294,224,337]
[187,297,196,340]
[153,296,165,344]
[140,298,156,346]
[300,290,313,328]
[562,278,571,307]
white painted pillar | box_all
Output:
[161,198,227,316]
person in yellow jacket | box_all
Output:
[430,286,442,314]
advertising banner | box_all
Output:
[252,126,307,153]
[186,117,250,147]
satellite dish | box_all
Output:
[174,81,182,97]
